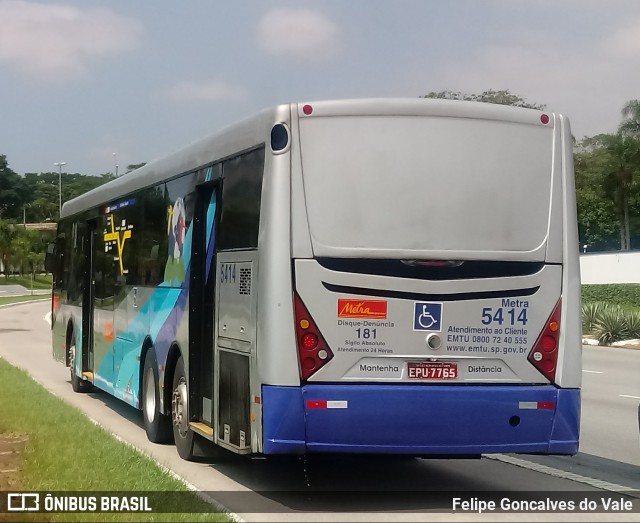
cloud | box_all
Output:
[258,8,339,59]
[411,21,640,139]
[154,80,246,103]
[0,0,142,78]
[602,17,640,59]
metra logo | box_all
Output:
[338,299,387,319]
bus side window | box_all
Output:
[45,241,56,274]
[140,185,168,286]
[218,147,265,250]
[49,233,66,291]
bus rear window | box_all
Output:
[299,116,554,258]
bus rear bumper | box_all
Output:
[261,384,580,456]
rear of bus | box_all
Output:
[266,99,581,456]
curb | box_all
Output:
[582,337,640,350]
[0,298,50,309]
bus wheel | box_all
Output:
[171,356,195,460]
[69,339,92,393]
[142,348,172,443]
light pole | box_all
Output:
[113,152,118,178]
[54,162,66,215]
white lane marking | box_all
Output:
[487,454,634,491]
[619,394,640,400]
[44,312,52,326]
[583,370,603,374]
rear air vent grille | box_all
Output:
[316,258,545,280]
[239,268,251,295]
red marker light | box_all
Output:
[540,114,550,124]
[540,335,556,352]
[302,333,318,350]
[303,104,313,115]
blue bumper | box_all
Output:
[262,384,580,456]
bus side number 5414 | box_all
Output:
[220,263,236,284]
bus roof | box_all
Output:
[61,98,555,219]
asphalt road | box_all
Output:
[580,345,640,466]
[0,301,638,522]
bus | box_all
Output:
[48,98,581,460]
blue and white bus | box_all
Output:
[49,98,581,460]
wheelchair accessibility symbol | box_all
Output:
[413,302,442,331]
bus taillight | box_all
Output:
[301,333,318,350]
[294,293,334,381]
[528,300,561,383]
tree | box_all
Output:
[619,99,640,136]
[22,170,115,221]
[10,228,46,282]
[575,187,618,251]
[127,163,146,173]
[574,142,618,251]
[578,133,640,250]
[0,156,28,219]
[421,89,545,110]
[0,219,17,276]
[11,234,31,277]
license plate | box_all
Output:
[407,362,457,379]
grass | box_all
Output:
[0,358,231,522]
[0,274,52,289]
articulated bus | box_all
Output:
[49,98,581,460]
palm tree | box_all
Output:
[620,100,640,136]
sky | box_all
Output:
[1,0,640,177]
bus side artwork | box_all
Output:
[50,98,581,460]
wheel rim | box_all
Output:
[172,377,189,438]
[144,367,156,423]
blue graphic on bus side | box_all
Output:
[413,302,442,331]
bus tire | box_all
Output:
[69,339,92,393]
[142,348,172,443]
[171,356,195,460]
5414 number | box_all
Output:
[481,307,528,326]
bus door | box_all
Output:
[91,217,117,384]
[214,248,255,454]
[211,149,263,454]
[188,183,218,433]
[79,220,96,380]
